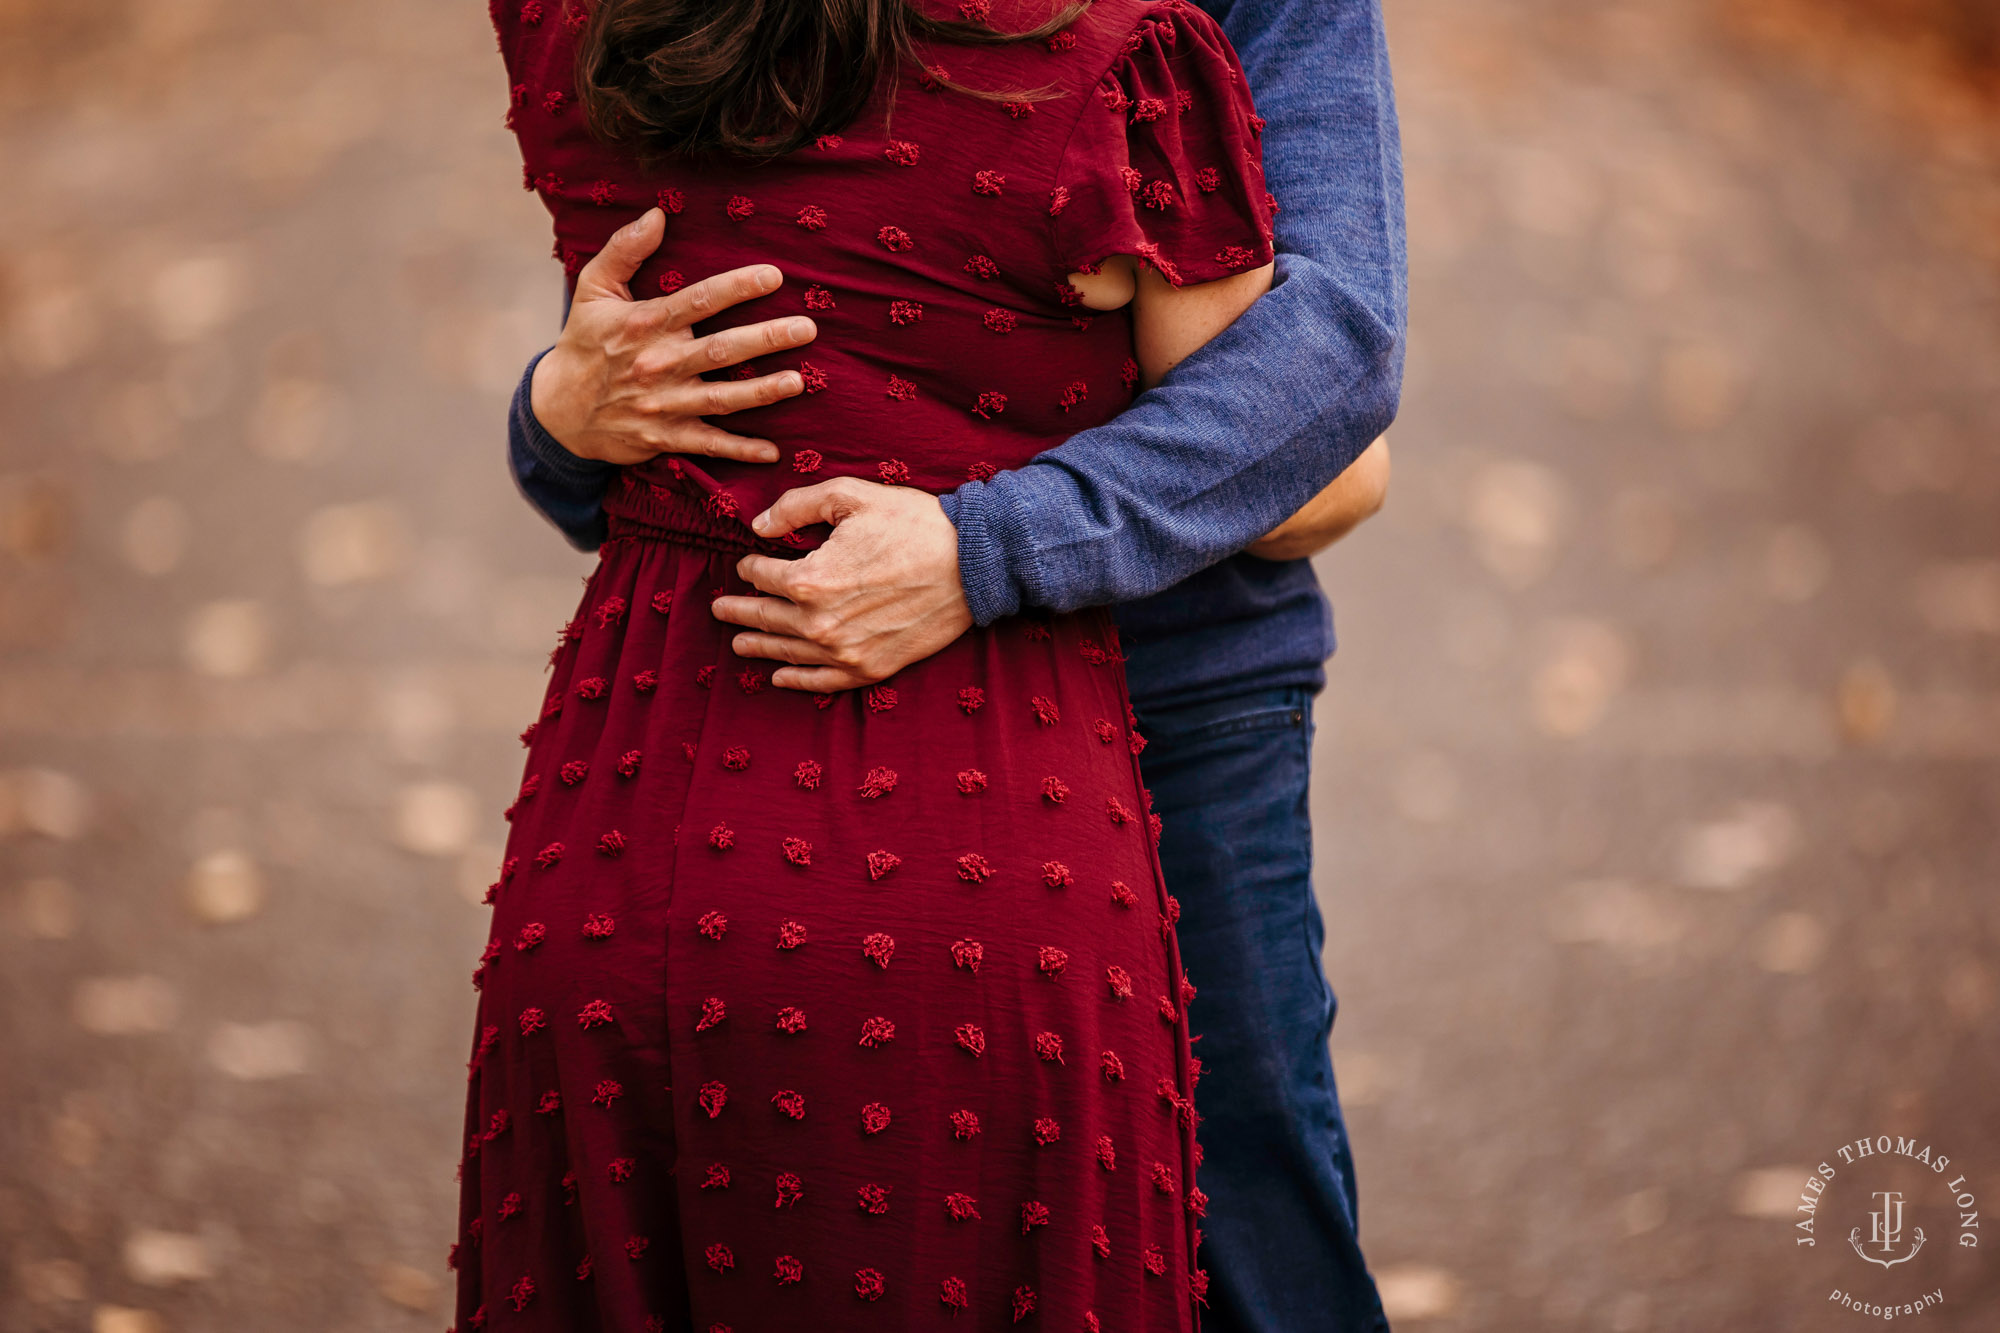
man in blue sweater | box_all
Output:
[507,2,1404,1328]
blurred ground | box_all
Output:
[0,1,1995,1331]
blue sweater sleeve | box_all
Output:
[509,347,614,552]
[939,0,1407,621]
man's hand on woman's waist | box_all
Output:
[713,479,973,694]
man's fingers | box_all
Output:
[733,554,809,600]
[750,477,872,539]
[710,594,812,637]
[656,264,785,331]
[693,316,818,371]
[726,632,840,667]
[656,421,782,464]
[770,666,875,693]
[574,209,664,301]
[671,368,807,419]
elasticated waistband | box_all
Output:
[601,471,808,559]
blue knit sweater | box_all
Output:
[508,0,1405,711]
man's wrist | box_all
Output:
[517,348,615,482]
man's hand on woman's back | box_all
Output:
[531,207,818,466]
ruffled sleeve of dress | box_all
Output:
[1050,2,1276,288]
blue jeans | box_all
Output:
[1134,687,1389,1333]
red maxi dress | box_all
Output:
[460,2,1276,1329]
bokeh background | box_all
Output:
[2,0,1996,1329]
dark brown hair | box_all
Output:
[577,0,1088,159]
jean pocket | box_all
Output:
[1152,702,1307,746]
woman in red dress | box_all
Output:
[459,2,1277,1327]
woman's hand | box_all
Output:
[530,208,818,466]
[1245,436,1390,562]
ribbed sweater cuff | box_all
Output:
[939,480,1024,627]
[515,349,617,486]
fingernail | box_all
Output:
[789,319,813,340]
[761,267,782,291]
[752,511,772,533]
[782,372,803,393]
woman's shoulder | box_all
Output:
[1071,0,1217,40]
[980,0,1216,69]
[934,0,1242,154]
[974,0,1202,43]
[950,0,1225,88]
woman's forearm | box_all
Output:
[1245,436,1390,562]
